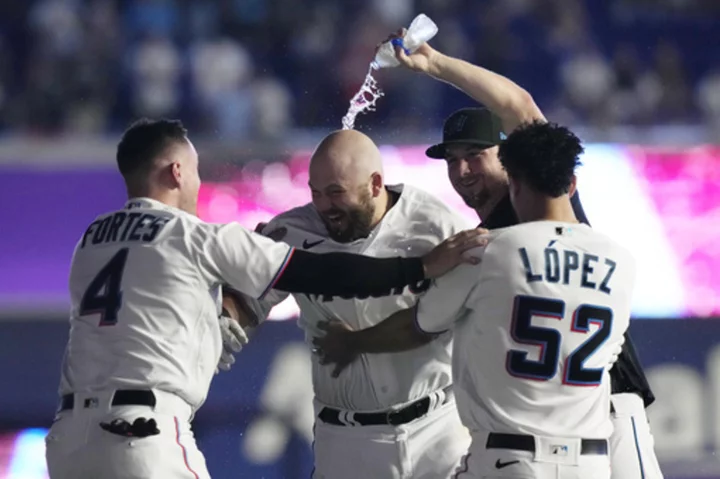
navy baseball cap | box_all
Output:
[426,107,507,159]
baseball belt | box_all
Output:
[486,433,608,455]
[59,390,160,438]
[59,389,156,411]
[318,385,453,427]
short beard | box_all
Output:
[461,188,492,211]
[323,190,376,243]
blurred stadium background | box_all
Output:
[0,0,719,477]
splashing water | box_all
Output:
[341,64,385,130]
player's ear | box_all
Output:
[568,175,577,197]
[370,172,383,197]
[169,161,182,188]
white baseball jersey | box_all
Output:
[258,184,472,411]
[415,221,636,439]
[60,197,293,410]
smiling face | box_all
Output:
[444,143,508,211]
[308,168,377,243]
[307,130,385,243]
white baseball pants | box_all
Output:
[610,393,664,479]
[311,395,470,479]
[453,430,611,479]
[45,389,209,479]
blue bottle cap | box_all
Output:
[390,37,411,55]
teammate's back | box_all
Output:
[63,199,227,408]
[453,221,635,439]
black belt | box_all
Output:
[318,388,451,427]
[486,433,608,456]
[60,390,157,412]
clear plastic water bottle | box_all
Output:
[371,14,439,70]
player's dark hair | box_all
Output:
[116,118,188,177]
[498,120,583,197]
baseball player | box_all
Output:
[370,31,663,479]
[44,118,484,479]
[316,121,635,479]
[233,129,474,479]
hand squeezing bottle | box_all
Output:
[371,14,439,69]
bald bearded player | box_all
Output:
[239,129,474,479]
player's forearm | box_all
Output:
[222,288,262,330]
[427,52,545,132]
[351,307,434,354]
[222,287,278,341]
[274,250,425,297]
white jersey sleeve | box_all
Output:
[254,216,295,307]
[195,222,294,300]
[215,215,298,323]
[415,246,487,334]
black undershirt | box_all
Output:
[481,192,655,407]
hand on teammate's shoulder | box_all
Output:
[421,228,489,278]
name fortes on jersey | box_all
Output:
[518,245,617,294]
[80,212,170,248]
[304,279,432,303]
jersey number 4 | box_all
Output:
[506,295,613,386]
[79,248,129,326]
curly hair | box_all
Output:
[498,120,584,197]
[116,118,188,178]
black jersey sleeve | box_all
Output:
[611,334,656,407]
[272,250,425,297]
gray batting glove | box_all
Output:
[216,316,249,374]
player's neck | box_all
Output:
[518,197,578,224]
[473,190,507,223]
[128,190,182,211]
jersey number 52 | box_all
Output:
[506,295,613,386]
[79,248,129,326]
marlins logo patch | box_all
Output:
[451,114,468,134]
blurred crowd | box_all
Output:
[0,0,719,139]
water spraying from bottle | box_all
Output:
[340,64,385,130]
[340,14,438,130]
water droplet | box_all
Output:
[341,64,385,130]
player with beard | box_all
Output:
[234,128,475,479]
[313,29,663,479]
[313,164,376,243]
